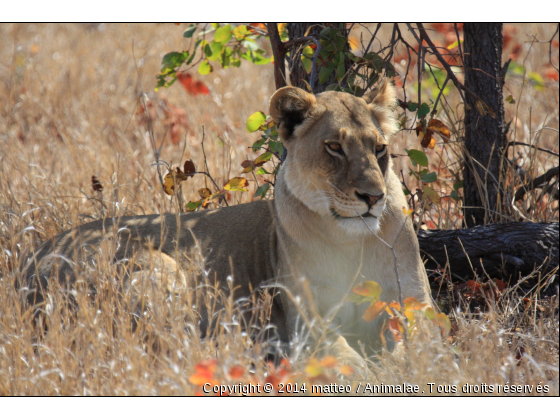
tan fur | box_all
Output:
[21,80,431,367]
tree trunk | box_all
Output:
[286,23,350,93]
[462,23,507,227]
[418,222,559,281]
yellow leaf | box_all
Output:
[388,301,401,311]
[402,206,413,216]
[352,281,382,300]
[348,35,360,51]
[404,309,416,323]
[425,307,436,321]
[224,177,248,192]
[437,313,452,335]
[403,297,428,311]
[305,358,323,377]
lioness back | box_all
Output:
[21,200,278,308]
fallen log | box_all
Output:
[417,222,559,281]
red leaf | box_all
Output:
[229,365,245,380]
[177,72,210,96]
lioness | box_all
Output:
[21,80,431,366]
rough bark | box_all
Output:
[418,222,559,280]
[286,23,350,93]
[462,23,507,227]
[267,23,287,90]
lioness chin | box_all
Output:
[20,79,431,370]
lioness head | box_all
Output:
[270,80,398,233]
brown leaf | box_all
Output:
[428,118,451,143]
[241,160,256,174]
[416,122,436,149]
[183,159,196,176]
[91,175,103,193]
[198,188,212,199]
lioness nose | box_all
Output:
[356,192,384,207]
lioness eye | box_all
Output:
[327,143,342,153]
[375,144,387,156]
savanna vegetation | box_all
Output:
[0,23,558,395]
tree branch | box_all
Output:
[506,141,560,157]
[514,166,560,201]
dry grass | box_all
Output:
[0,23,558,396]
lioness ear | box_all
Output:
[269,86,318,141]
[363,79,398,137]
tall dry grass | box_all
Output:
[0,23,558,395]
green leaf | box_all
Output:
[186,200,202,211]
[214,24,232,44]
[254,183,270,198]
[256,167,269,175]
[420,171,437,183]
[422,186,440,205]
[407,102,418,112]
[246,111,267,133]
[505,94,515,104]
[204,43,213,58]
[450,190,459,201]
[301,45,314,74]
[319,63,334,85]
[418,103,430,119]
[207,41,223,61]
[302,45,314,59]
[161,51,188,72]
[251,137,266,151]
[198,60,212,75]
[301,57,312,74]
[453,180,464,190]
[336,59,345,81]
[254,152,273,166]
[183,24,197,38]
[406,149,429,167]
[268,140,283,154]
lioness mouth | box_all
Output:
[331,209,376,219]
